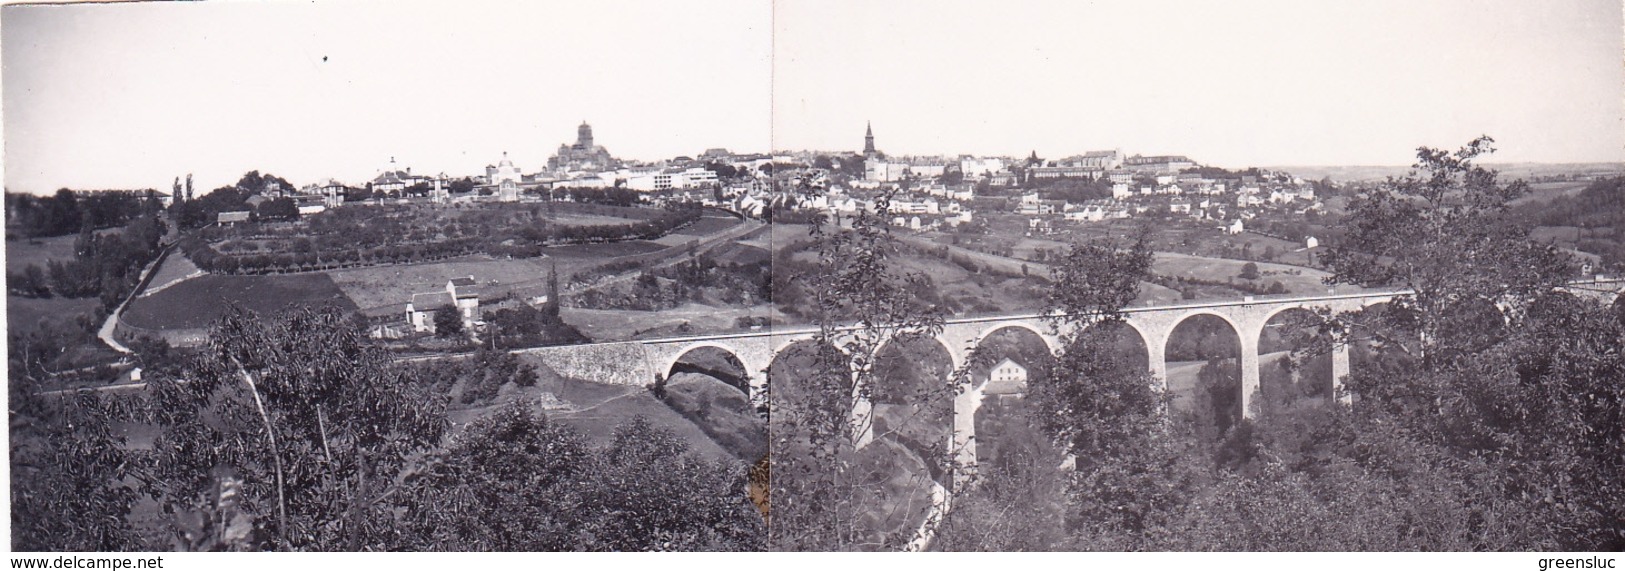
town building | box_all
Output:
[486,152,522,186]
[217,211,250,226]
[1170,197,1192,214]
[1124,154,1196,173]
[1030,165,1103,180]
[1079,149,1124,170]
[959,157,1006,179]
[863,121,878,157]
[547,122,618,173]
[1112,183,1133,200]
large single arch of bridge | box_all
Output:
[953,325,1064,473]
[1255,307,1335,417]
[1160,312,1246,439]
[868,333,958,527]
[664,344,753,396]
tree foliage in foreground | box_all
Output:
[390,405,764,551]
[140,305,450,550]
[768,177,951,551]
[14,302,766,551]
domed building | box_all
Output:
[486,151,522,186]
[546,121,618,173]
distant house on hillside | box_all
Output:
[217,211,251,226]
[985,358,1028,397]
[405,276,487,334]
[406,292,454,333]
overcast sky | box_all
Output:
[3,0,1621,194]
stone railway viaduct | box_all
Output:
[515,278,1624,470]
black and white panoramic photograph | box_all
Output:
[4,0,1624,558]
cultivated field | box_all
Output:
[122,273,357,329]
[139,251,202,297]
[328,255,556,310]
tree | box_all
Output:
[390,406,764,551]
[544,261,562,318]
[1027,236,1158,458]
[935,235,1160,551]
[768,180,950,550]
[256,197,300,222]
[9,381,141,551]
[433,306,464,339]
[449,177,476,195]
[1320,137,1621,549]
[1238,262,1260,280]
[141,305,449,550]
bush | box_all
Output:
[1239,262,1260,280]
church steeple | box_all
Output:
[863,121,876,156]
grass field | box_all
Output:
[543,212,654,226]
[1513,181,1590,205]
[5,234,78,274]
[707,243,771,266]
[5,295,102,335]
[1152,252,1354,296]
[328,255,556,310]
[540,240,666,258]
[563,302,782,341]
[668,214,743,237]
[139,252,202,297]
[122,273,356,329]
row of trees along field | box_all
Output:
[4,189,162,239]
[176,202,704,275]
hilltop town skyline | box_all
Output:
[5,0,1622,194]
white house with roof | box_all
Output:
[405,276,486,334]
[216,211,251,226]
[1065,203,1107,222]
[985,358,1029,396]
[1169,197,1192,214]
[959,157,1006,179]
